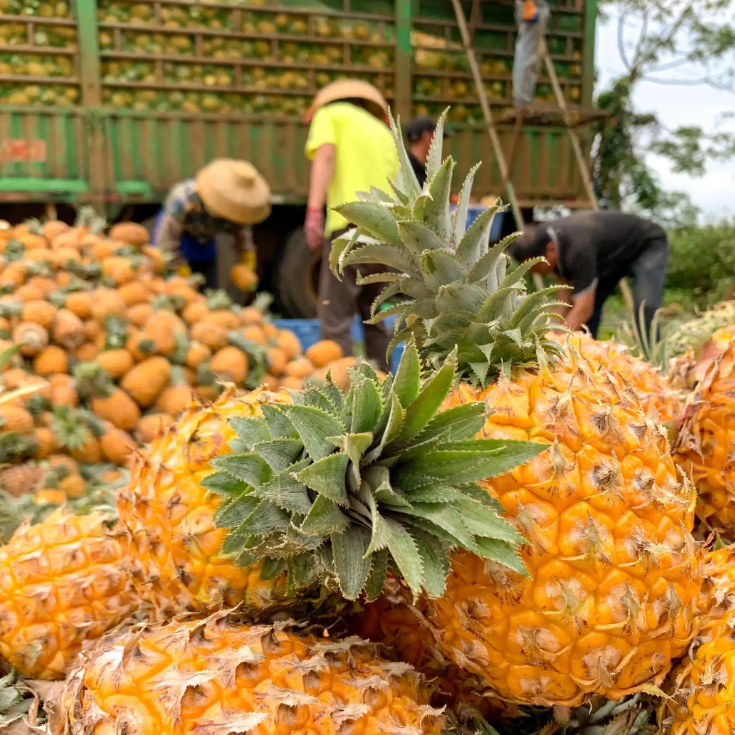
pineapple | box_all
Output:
[48,613,445,735]
[117,353,537,617]
[666,545,735,735]
[0,508,138,680]
[324,111,702,705]
[673,331,735,538]
[668,316,735,393]
[116,386,293,615]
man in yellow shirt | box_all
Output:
[304,80,398,370]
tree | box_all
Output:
[593,1,735,224]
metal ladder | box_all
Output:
[449,0,634,310]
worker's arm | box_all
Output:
[565,287,596,331]
[305,143,335,249]
[155,212,185,266]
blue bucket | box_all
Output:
[461,203,505,243]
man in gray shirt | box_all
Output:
[509,211,669,337]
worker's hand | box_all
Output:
[304,207,325,250]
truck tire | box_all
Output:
[274,228,321,318]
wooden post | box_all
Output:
[394,0,413,123]
[74,0,107,214]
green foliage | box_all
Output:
[212,345,546,601]
[594,1,735,222]
[665,222,735,309]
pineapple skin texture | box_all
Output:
[668,546,735,735]
[49,614,444,735]
[117,386,291,614]
[354,594,503,720]
[0,509,138,680]
[674,332,735,537]
[422,350,701,706]
[556,332,683,424]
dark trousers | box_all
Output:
[586,237,669,338]
[318,229,390,372]
[189,259,218,291]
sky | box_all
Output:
[595,12,735,219]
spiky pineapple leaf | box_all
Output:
[200,471,249,497]
[329,105,563,387]
[335,202,402,248]
[210,453,270,489]
[213,348,542,599]
[281,405,343,461]
[424,157,454,240]
[332,526,372,599]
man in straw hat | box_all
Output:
[304,79,398,371]
[154,158,271,290]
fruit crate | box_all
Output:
[96,0,398,116]
[0,0,598,210]
[90,0,586,121]
[0,0,80,107]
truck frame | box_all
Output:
[0,0,597,315]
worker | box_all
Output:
[509,210,669,337]
[405,116,453,187]
[153,159,271,290]
[513,0,550,107]
[304,79,398,371]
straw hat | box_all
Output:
[195,159,271,225]
[306,79,389,122]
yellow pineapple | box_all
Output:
[328,111,702,705]
[673,328,735,537]
[116,385,293,614]
[666,545,735,735]
[116,342,536,628]
[0,509,138,680]
[48,613,444,735]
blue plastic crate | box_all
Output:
[273,316,403,373]
[461,203,505,242]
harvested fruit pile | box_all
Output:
[0,210,356,509]
[2,118,735,735]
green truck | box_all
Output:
[0,0,597,316]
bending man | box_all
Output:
[509,210,669,337]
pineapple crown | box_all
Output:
[205,289,234,311]
[73,362,114,399]
[151,294,186,313]
[3,240,24,262]
[24,217,43,236]
[171,332,191,366]
[51,406,106,451]
[66,260,102,281]
[211,345,543,601]
[74,205,107,234]
[104,315,129,350]
[51,406,90,451]
[26,261,54,279]
[331,109,563,386]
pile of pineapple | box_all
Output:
[0,211,355,512]
[3,117,735,735]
